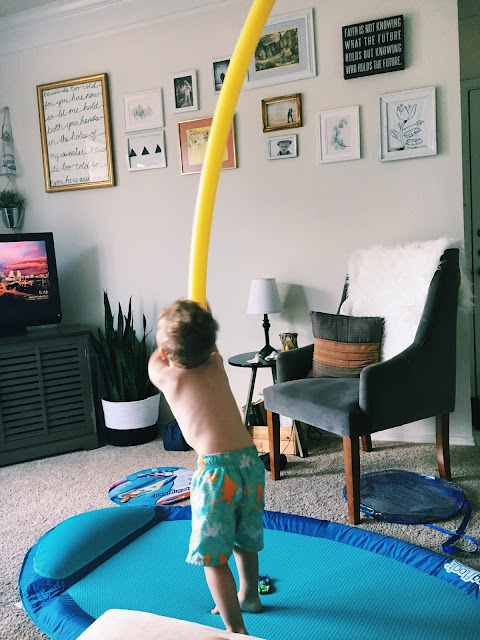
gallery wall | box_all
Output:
[0,0,473,444]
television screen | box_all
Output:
[0,232,62,336]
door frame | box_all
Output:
[461,77,480,421]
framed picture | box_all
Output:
[245,9,316,90]
[172,70,199,113]
[178,116,236,175]
[127,131,166,171]
[212,58,230,94]
[36,72,114,192]
[262,94,302,132]
[379,86,437,161]
[319,105,360,163]
[267,134,298,159]
[123,89,164,132]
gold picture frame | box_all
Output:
[37,73,114,192]
[261,94,302,132]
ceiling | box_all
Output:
[0,0,59,18]
[2,0,479,19]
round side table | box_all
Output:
[228,351,277,427]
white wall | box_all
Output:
[0,0,473,444]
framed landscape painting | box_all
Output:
[245,9,316,90]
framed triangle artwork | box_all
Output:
[127,130,167,171]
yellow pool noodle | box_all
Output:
[188,0,276,307]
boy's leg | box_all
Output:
[233,546,262,613]
[204,564,247,634]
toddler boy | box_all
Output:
[148,299,265,635]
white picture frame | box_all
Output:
[172,70,199,113]
[212,58,230,94]
[319,105,360,163]
[245,9,316,90]
[123,89,164,132]
[267,134,298,160]
[379,86,437,161]
[127,131,166,171]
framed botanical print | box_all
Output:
[380,86,437,161]
[319,105,360,163]
[178,116,236,175]
[36,72,114,192]
[245,9,316,90]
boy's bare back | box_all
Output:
[148,348,254,456]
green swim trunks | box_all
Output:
[186,446,265,566]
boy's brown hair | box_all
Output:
[156,299,218,369]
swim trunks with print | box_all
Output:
[186,445,265,566]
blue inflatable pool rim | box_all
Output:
[19,505,480,640]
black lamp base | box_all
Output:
[257,344,276,359]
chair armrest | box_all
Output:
[276,344,313,383]
[359,341,456,431]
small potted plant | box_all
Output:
[90,292,160,446]
[0,189,25,228]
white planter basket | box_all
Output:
[102,394,160,431]
[101,394,160,446]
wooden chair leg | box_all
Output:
[343,437,361,525]
[361,434,373,452]
[267,410,281,480]
[436,413,451,480]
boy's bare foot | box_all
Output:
[211,594,262,615]
[239,595,262,613]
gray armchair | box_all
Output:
[264,249,460,525]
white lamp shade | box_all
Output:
[247,278,281,314]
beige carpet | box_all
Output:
[1,432,479,639]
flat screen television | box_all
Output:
[0,232,62,336]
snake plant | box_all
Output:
[90,292,156,402]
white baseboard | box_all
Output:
[311,428,476,447]
[371,432,476,447]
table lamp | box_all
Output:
[247,277,282,359]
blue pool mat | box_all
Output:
[19,506,480,640]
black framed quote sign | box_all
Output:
[343,15,404,80]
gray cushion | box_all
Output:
[309,311,384,378]
[264,377,368,438]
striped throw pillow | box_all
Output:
[309,312,384,378]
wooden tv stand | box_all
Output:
[0,325,99,466]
